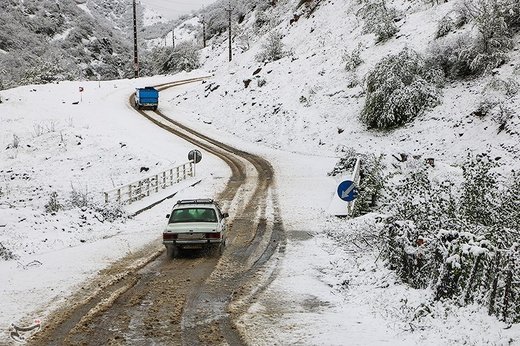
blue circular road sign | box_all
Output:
[337,180,358,202]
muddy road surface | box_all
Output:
[28,78,285,346]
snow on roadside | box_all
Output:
[0,73,229,342]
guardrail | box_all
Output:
[103,161,195,204]
[347,157,361,216]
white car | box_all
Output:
[163,199,228,257]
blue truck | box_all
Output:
[135,87,159,110]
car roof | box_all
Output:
[173,199,218,209]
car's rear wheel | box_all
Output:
[166,245,179,258]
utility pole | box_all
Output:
[132,0,139,78]
[225,2,233,62]
[172,28,175,49]
[202,16,206,48]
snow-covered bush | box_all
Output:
[430,0,515,78]
[380,155,520,321]
[95,202,127,223]
[204,6,228,37]
[257,78,267,87]
[0,242,18,261]
[361,48,443,129]
[66,185,127,222]
[45,192,62,213]
[486,77,520,97]
[69,186,92,209]
[342,44,363,71]
[428,34,477,78]
[480,78,519,132]
[472,98,498,118]
[11,134,20,149]
[459,154,498,225]
[435,15,454,39]
[469,0,513,55]
[254,10,271,30]
[256,31,286,62]
[435,8,469,39]
[155,42,200,74]
[357,0,399,42]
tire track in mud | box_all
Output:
[28,77,285,346]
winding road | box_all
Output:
[28,78,286,345]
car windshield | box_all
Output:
[169,208,217,223]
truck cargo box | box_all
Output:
[135,87,159,110]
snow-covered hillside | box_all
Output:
[178,0,520,165]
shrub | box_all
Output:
[155,42,200,74]
[436,15,454,39]
[357,0,399,42]
[491,103,515,133]
[45,191,62,213]
[459,153,499,227]
[486,77,520,97]
[469,0,513,55]
[472,98,498,118]
[94,202,127,223]
[65,185,127,222]
[343,44,363,71]
[430,0,513,79]
[0,242,18,261]
[11,134,20,149]
[256,31,286,62]
[254,10,270,30]
[497,172,520,241]
[69,186,92,209]
[436,8,469,39]
[380,155,520,321]
[361,48,443,129]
